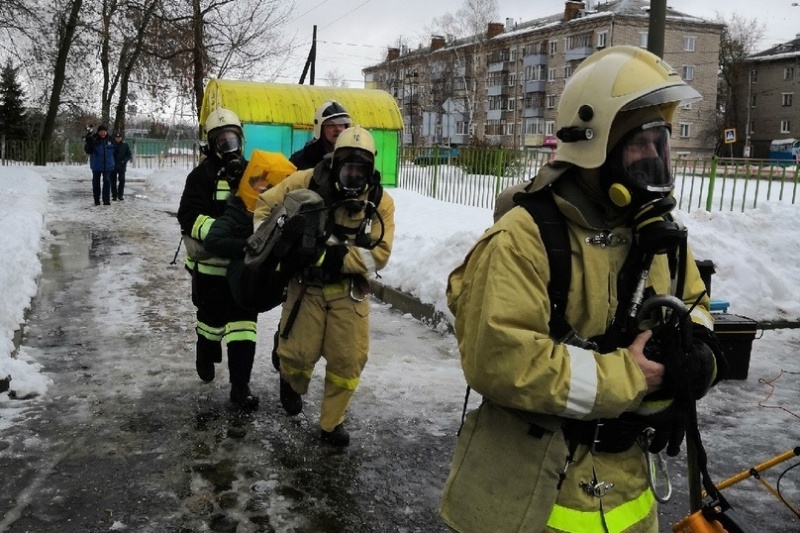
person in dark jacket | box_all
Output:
[289,100,351,170]
[177,107,260,408]
[111,132,132,201]
[83,124,115,205]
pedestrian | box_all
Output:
[439,46,725,533]
[83,124,115,206]
[253,126,395,447]
[177,107,260,409]
[289,100,352,170]
[111,131,132,201]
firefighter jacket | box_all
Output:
[253,164,394,301]
[289,138,329,170]
[440,170,713,533]
[177,157,232,276]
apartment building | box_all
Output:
[735,34,800,158]
[362,0,722,156]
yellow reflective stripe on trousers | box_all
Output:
[282,362,314,381]
[197,322,224,342]
[224,320,257,343]
[325,370,360,391]
[546,488,655,533]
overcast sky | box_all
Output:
[275,0,800,87]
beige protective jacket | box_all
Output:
[441,180,713,533]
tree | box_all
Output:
[36,0,84,165]
[322,68,348,88]
[716,12,765,155]
[0,60,28,140]
[145,0,296,116]
[427,0,498,143]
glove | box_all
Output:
[272,214,308,259]
[320,244,347,276]
[646,319,717,401]
[641,401,687,457]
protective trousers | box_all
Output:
[278,280,370,431]
[192,271,258,385]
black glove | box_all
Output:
[646,319,718,401]
[642,401,687,457]
[320,244,347,276]
[272,214,308,259]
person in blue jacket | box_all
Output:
[83,124,116,205]
[111,131,132,201]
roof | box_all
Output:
[749,35,800,62]
[200,80,404,131]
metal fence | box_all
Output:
[0,138,200,170]
[398,147,800,213]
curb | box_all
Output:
[369,280,454,334]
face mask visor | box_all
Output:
[212,129,242,155]
[620,121,673,193]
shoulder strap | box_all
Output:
[512,188,573,341]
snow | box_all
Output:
[1,163,800,396]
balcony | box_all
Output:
[523,54,547,67]
[565,46,593,62]
[522,107,544,118]
[487,85,509,96]
[524,80,546,94]
[488,61,507,73]
[487,109,503,121]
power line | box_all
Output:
[319,0,374,31]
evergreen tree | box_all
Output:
[0,61,28,141]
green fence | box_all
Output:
[398,148,800,213]
[0,138,200,170]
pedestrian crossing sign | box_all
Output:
[724,129,736,144]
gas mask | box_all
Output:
[603,121,673,211]
[331,148,374,202]
[210,128,245,186]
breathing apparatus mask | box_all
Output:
[601,120,686,254]
[210,127,246,186]
[331,147,374,205]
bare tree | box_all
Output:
[716,12,765,154]
[145,0,295,115]
[428,0,498,142]
[322,68,348,88]
[36,0,84,165]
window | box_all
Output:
[510,48,517,62]
[546,120,555,136]
[526,65,544,81]
[456,121,468,135]
[679,123,692,138]
[549,41,557,55]
[750,95,757,108]
[546,94,557,108]
[524,118,545,135]
[781,120,791,133]
[505,122,515,136]
[597,31,607,49]
[751,69,758,83]
[639,32,648,48]
[782,93,793,107]
[683,36,696,52]
[564,65,572,79]
[509,73,516,87]
[548,67,556,82]
[507,98,516,111]
[784,67,795,80]
[682,66,694,81]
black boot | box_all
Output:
[230,383,259,410]
[195,338,221,382]
[320,424,350,447]
[279,376,303,416]
[271,330,280,371]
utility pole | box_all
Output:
[647,0,666,58]
[299,26,317,85]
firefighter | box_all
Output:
[289,100,352,170]
[254,126,395,447]
[439,46,723,532]
[177,107,260,409]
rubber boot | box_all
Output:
[320,424,350,447]
[271,329,280,371]
[230,383,259,410]
[279,375,303,416]
[195,337,221,382]
[228,341,258,410]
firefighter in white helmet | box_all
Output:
[254,125,395,447]
[289,100,352,170]
[440,46,724,532]
[177,107,261,409]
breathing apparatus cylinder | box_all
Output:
[672,511,726,533]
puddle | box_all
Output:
[37,225,94,301]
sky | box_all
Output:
[277,0,800,87]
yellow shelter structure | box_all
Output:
[200,80,404,186]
